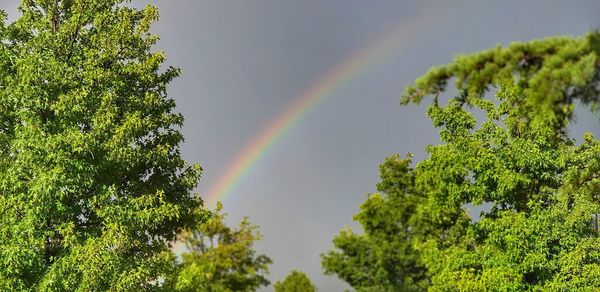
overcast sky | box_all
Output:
[1,1,599,290]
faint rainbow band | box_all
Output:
[204,5,454,207]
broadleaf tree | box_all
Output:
[0,0,207,290]
[274,270,317,292]
[173,202,272,292]
[321,154,429,291]
[323,32,600,290]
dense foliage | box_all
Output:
[321,155,428,291]
[173,203,272,292]
[4,1,600,291]
[324,32,600,290]
[0,0,207,290]
[274,270,317,292]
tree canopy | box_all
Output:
[0,0,207,290]
[274,270,317,292]
[321,154,428,291]
[3,1,600,291]
[173,202,272,292]
[323,32,600,290]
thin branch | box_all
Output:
[66,2,86,62]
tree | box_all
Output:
[321,155,428,291]
[324,32,600,290]
[274,270,317,292]
[173,202,272,292]
[0,0,207,290]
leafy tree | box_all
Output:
[324,32,600,290]
[321,155,428,291]
[0,0,206,290]
[274,270,317,292]
[173,202,272,292]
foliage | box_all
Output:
[321,155,428,291]
[0,0,207,290]
[173,202,272,292]
[324,32,600,290]
[274,270,317,292]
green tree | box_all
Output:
[173,202,272,292]
[321,155,428,291]
[274,270,317,292]
[0,0,207,290]
[324,32,600,290]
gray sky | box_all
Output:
[1,1,599,290]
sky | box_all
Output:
[1,1,600,290]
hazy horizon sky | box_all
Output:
[1,1,599,290]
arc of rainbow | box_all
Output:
[204,6,453,207]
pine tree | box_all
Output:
[324,32,600,290]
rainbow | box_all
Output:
[204,6,453,207]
